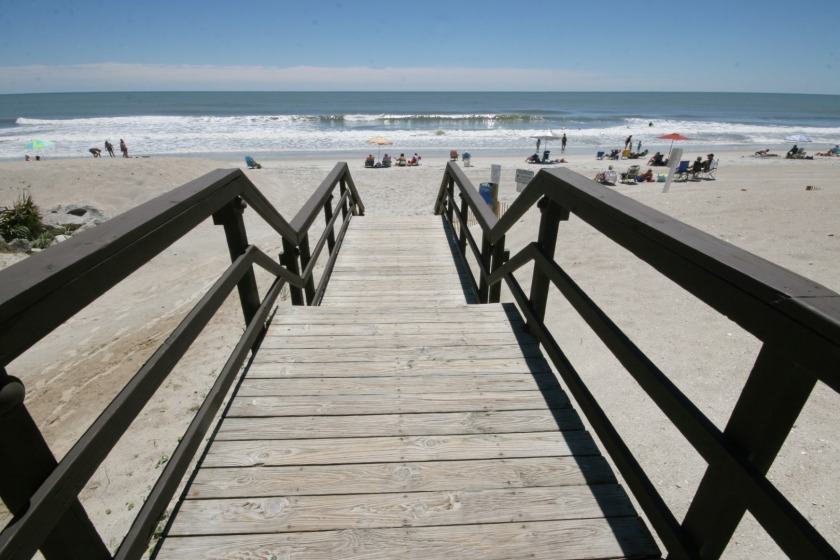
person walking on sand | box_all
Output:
[561,133,567,153]
[105,139,115,158]
[624,135,632,150]
[120,139,129,158]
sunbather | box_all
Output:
[648,152,665,166]
[364,154,375,168]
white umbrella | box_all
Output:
[366,136,392,157]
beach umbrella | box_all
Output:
[784,134,813,143]
[366,136,392,157]
[658,133,688,153]
[24,139,55,159]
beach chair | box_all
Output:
[674,160,690,181]
[701,159,718,180]
[450,150,459,161]
[596,151,605,160]
[620,165,640,184]
[245,156,261,169]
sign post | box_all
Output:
[662,148,683,193]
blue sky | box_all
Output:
[1,0,838,94]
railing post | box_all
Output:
[0,369,110,560]
[445,176,456,226]
[339,179,349,220]
[457,191,469,256]
[281,238,304,306]
[478,234,493,303]
[527,197,568,329]
[212,197,261,325]
[298,234,317,305]
[324,195,337,254]
[679,344,817,559]
[489,240,507,303]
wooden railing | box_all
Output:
[435,162,840,559]
[0,163,363,560]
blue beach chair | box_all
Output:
[245,156,261,169]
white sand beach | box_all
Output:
[1,149,838,558]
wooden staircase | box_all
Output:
[154,216,659,559]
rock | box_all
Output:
[8,238,32,253]
[43,204,108,232]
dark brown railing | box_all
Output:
[435,162,840,559]
[0,163,363,560]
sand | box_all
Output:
[1,149,838,558]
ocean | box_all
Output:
[1,91,839,161]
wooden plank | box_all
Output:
[228,390,570,416]
[186,456,613,498]
[253,343,544,362]
[246,357,553,377]
[237,372,554,395]
[156,517,660,560]
[202,431,598,467]
[256,331,533,349]
[265,320,522,336]
[215,409,582,440]
[168,485,637,536]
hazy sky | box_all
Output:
[1,0,838,94]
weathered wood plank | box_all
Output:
[215,409,582,440]
[168,485,637,536]
[202,431,599,467]
[229,389,570,416]
[256,331,535,350]
[245,356,552,377]
[156,517,660,560]
[237,372,554,396]
[265,319,522,336]
[186,456,614,499]
[253,343,544,362]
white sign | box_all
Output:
[490,164,501,185]
[515,169,535,192]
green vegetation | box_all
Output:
[0,193,44,242]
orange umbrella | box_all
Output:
[658,133,689,152]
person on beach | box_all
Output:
[561,134,567,153]
[105,140,115,157]
[637,140,642,153]
[754,149,771,156]
[120,139,129,158]
[786,144,799,158]
[704,154,715,171]
[594,165,616,184]
[624,135,632,150]
[408,153,421,166]
[381,154,392,167]
[648,152,665,166]
[396,153,407,166]
[89,147,102,158]
[365,154,375,168]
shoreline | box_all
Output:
[4,142,835,164]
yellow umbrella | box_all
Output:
[366,136,392,157]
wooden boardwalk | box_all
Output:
[155,216,659,559]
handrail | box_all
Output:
[435,162,840,559]
[0,163,363,560]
